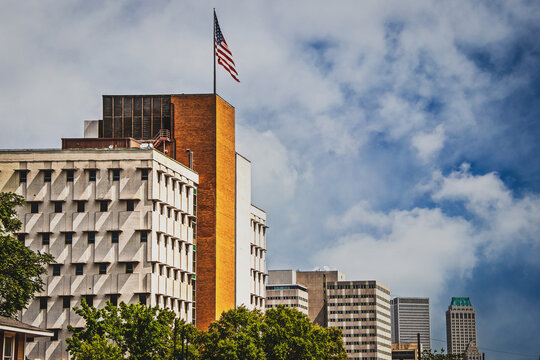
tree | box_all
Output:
[66,300,200,360]
[263,306,347,360]
[422,349,461,360]
[201,306,266,360]
[0,192,55,318]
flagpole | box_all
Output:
[213,8,216,95]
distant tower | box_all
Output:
[446,297,478,356]
[391,297,431,351]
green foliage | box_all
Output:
[0,192,55,318]
[201,306,266,360]
[67,300,198,360]
[422,348,461,360]
[263,306,347,360]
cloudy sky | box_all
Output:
[1,0,539,358]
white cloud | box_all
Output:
[412,125,446,162]
[314,165,540,298]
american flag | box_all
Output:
[214,12,239,82]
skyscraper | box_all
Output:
[391,297,431,351]
[446,297,478,356]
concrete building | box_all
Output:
[391,297,430,351]
[294,270,392,360]
[446,297,478,356]
[235,154,267,311]
[86,93,264,329]
[0,148,198,360]
[266,270,309,315]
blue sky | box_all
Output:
[0,1,538,358]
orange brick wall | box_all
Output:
[171,94,236,330]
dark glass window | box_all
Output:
[89,169,97,182]
[111,231,119,243]
[84,295,93,307]
[99,263,107,274]
[126,263,134,274]
[42,233,50,245]
[77,201,85,213]
[51,329,59,341]
[87,232,95,245]
[141,169,148,181]
[139,294,147,305]
[126,200,135,211]
[39,297,48,310]
[75,264,84,276]
[44,170,52,182]
[112,169,120,181]
[109,294,118,306]
[99,200,108,212]
[62,296,71,309]
[65,232,73,245]
[54,201,63,213]
[66,170,75,182]
[140,232,148,243]
[30,202,39,214]
[53,264,61,276]
[19,171,27,184]
[17,234,26,243]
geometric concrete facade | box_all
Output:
[0,148,198,360]
[266,270,308,315]
[235,153,267,311]
[391,297,431,351]
[445,297,478,356]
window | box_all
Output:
[109,294,119,306]
[89,169,97,182]
[75,264,84,275]
[167,207,171,218]
[77,201,85,212]
[65,232,73,245]
[126,200,135,211]
[87,232,95,244]
[17,234,25,243]
[139,294,147,305]
[66,170,75,182]
[50,329,59,341]
[112,169,120,181]
[39,297,48,310]
[19,171,27,184]
[63,296,71,309]
[111,231,120,243]
[54,201,63,213]
[44,170,52,182]
[53,264,61,276]
[42,233,50,245]
[141,169,149,181]
[99,200,108,212]
[126,263,134,274]
[157,173,161,183]
[84,295,94,307]
[99,263,107,274]
[30,202,39,214]
[140,232,148,243]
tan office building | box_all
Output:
[0,148,198,360]
[266,270,309,315]
[445,297,478,356]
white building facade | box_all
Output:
[391,297,431,351]
[235,153,267,311]
[266,270,309,315]
[0,148,198,360]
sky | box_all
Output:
[0,0,539,358]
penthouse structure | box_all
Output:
[266,270,309,315]
[445,297,478,357]
[390,297,430,351]
[0,148,198,360]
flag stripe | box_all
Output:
[214,12,239,82]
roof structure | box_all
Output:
[0,316,54,337]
